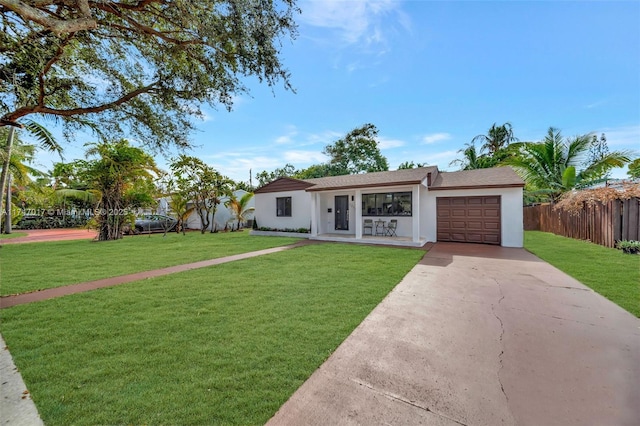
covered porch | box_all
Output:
[307,184,426,248]
[310,232,428,247]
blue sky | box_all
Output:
[35,0,640,183]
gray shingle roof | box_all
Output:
[255,166,524,194]
[303,166,438,191]
[429,167,524,190]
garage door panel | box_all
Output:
[484,234,500,244]
[467,233,483,243]
[484,198,500,205]
[484,208,500,218]
[484,222,500,230]
[450,233,467,242]
[436,196,501,245]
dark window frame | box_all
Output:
[276,196,292,217]
[362,192,412,217]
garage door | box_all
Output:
[437,196,501,245]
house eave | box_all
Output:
[428,183,525,191]
[305,180,425,192]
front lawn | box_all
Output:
[0,232,28,239]
[0,232,301,296]
[0,242,424,425]
[525,231,640,317]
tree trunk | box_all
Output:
[0,127,15,233]
[4,173,11,234]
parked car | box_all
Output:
[125,214,178,234]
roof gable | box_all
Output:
[304,167,438,192]
[254,177,315,194]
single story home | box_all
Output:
[253,166,525,247]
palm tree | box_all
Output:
[226,191,255,231]
[1,121,61,232]
[505,127,631,202]
[450,142,482,170]
[167,191,194,235]
[84,140,160,240]
[472,122,518,154]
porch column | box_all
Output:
[355,189,362,239]
[412,184,420,243]
[310,192,318,237]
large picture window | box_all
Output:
[276,197,292,217]
[362,192,412,216]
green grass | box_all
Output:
[0,232,301,296]
[525,231,640,317]
[0,232,28,239]
[0,243,425,425]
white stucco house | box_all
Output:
[253,166,525,247]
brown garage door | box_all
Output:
[437,196,501,245]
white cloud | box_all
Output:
[274,125,299,145]
[598,125,640,151]
[584,99,607,109]
[284,150,328,164]
[299,0,405,48]
[422,133,452,144]
[378,136,405,149]
[304,130,343,146]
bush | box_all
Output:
[257,226,310,233]
[615,240,640,254]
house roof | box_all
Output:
[304,166,438,192]
[429,167,525,190]
[254,177,316,194]
[255,166,524,194]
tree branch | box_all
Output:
[2,82,159,124]
[38,34,74,105]
[0,0,97,33]
[94,2,201,46]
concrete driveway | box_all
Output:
[267,242,640,426]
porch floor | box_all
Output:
[310,233,428,248]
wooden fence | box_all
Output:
[523,198,640,248]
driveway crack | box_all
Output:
[351,378,469,426]
[492,278,509,405]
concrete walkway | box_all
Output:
[0,335,44,426]
[0,241,312,308]
[0,240,313,425]
[0,228,97,245]
[267,242,640,426]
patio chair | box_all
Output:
[363,219,373,235]
[375,220,386,236]
[386,219,398,237]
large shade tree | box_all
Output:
[323,123,388,175]
[505,127,631,202]
[0,0,298,147]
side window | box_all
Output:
[276,197,292,217]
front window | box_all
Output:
[276,197,292,217]
[362,192,412,216]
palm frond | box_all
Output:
[22,119,64,159]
